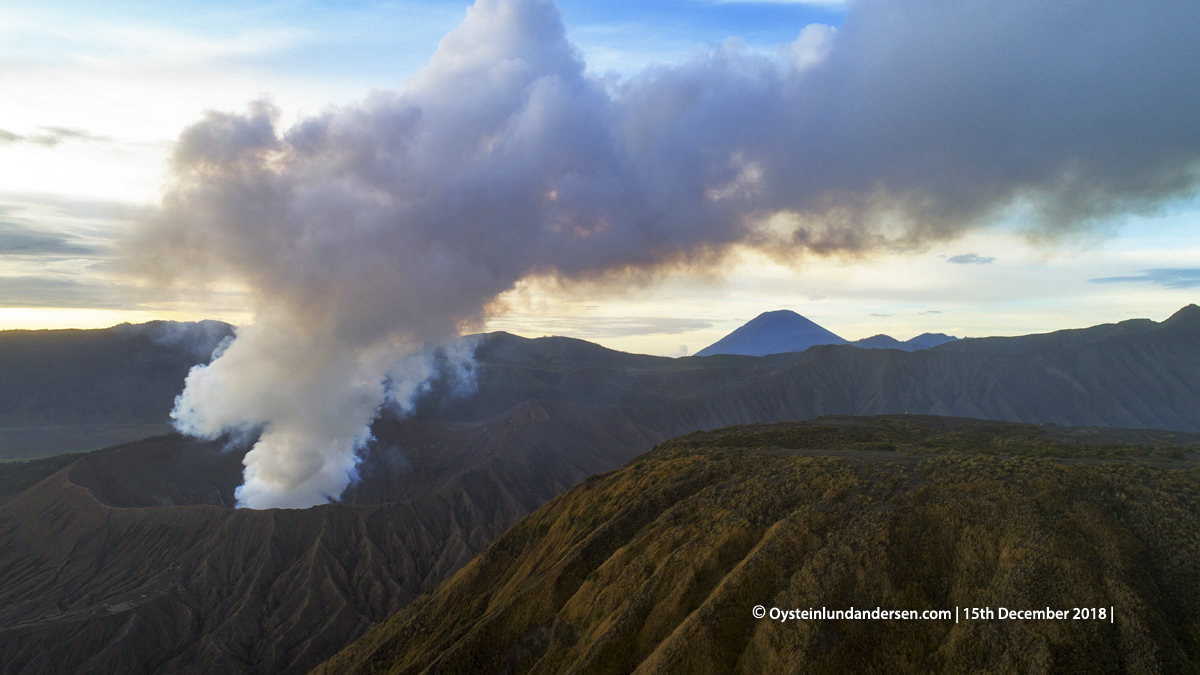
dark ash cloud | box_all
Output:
[126,0,1200,508]
[1090,268,1200,289]
[947,254,995,265]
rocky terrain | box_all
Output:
[315,416,1200,675]
[0,306,1198,673]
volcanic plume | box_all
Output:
[129,0,1200,508]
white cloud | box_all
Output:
[786,23,836,70]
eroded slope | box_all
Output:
[318,417,1200,675]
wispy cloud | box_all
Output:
[947,253,996,265]
[662,344,690,358]
[0,220,96,256]
[0,276,141,309]
[489,315,713,339]
[1090,268,1200,289]
[0,126,109,147]
[871,310,941,317]
[0,274,248,312]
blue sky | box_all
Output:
[1,0,1197,355]
[3,0,847,89]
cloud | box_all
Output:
[918,310,941,315]
[869,313,892,317]
[1090,268,1200,290]
[662,344,689,358]
[785,23,836,71]
[0,221,95,256]
[127,0,1200,508]
[0,194,259,320]
[947,254,996,265]
[0,274,247,311]
[490,315,712,338]
[0,127,109,147]
[0,276,139,309]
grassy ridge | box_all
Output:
[672,414,1200,460]
[313,416,1200,674]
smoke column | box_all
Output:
[130,0,1200,508]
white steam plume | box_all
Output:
[131,0,1200,508]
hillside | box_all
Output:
[679,304,1200,432]
[314,416,1200,675]
[0,462,507,675]
[0,306,1198,672]
[0,321,233,458]
[931,308,1198,354]
[0,388,686,675]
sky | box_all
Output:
[2,0,1198,357]
[9,0,1196,508]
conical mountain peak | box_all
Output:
[696,310,847,356]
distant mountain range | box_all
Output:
[850,331,958,351]
[0,320,233,458]
[694,309,957,356]
[694,310,848,356]
[0,306,1198,673]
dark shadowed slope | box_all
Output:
[0,378,789,674]
[695,310,847,356]
[13,301,1200,511]
[634,303,1200,433]
[0,321,233,458]
[315,416,1200,675]
[932,306,1199,354]
[686,311,1200,432]
[0,401,654,675]
[0,465,507,675]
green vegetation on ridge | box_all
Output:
[670,415,1200,461]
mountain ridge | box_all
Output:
[1,306,1198,672]
[0,320,234,458]
[312,415,1200,675]
[852,332,958,351]
[696,310,960,356]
